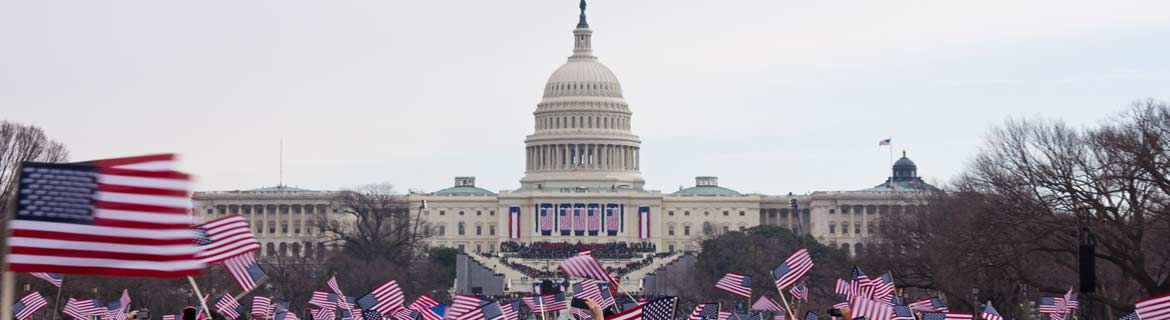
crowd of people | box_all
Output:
[604,251,675,276]
[499,241,656,260]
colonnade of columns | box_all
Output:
[525,143,639,171]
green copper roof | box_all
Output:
[434,186,496,195]
[672,185,742,196]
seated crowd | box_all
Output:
[499,241,656,260]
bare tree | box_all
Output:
[867,100,1170,317]
[0,120,69,215]
[324,183,428,262]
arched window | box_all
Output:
[266,243,275,257]
[668,225,676,236]
[840,243,850,254]
[683,224,691,236]
[279,243,288,256]
[489,225,496,236]
[841,222,850,234]
[829,223,837,234]
[854,223,861,234]
[476,225,482,236]
[438,225,446,236]
[291,243,301,257]
[854,243,864,256]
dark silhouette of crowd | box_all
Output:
[499,241,655,260]
[605,251,673,275]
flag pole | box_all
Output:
[187,276,213,319]
[537,296,548,320]
[51,277,67,320]
[2,182,20,320]
[775,290,795,320]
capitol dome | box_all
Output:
[543,60,624,98]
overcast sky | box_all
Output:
[3,1,1169,194]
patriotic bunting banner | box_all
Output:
[509,207,521,239]
[638,206,650,239]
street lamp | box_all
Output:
[971,288,980,319]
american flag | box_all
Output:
[597,282,616,309]
[102,289,132,320]
[909,297,948,313]
[892,306,914,320]
[216,294,243,319]
[802,312,817,320]
[921,313,972,320]
[574,206,585,233]
[410,295,444,320]
[605,206,619,234]
[560,252,615,284]
[715,273,752,298]
[688,303,719,320]
[447,294,483,320]
[329,276,353,310]
[13,292,48,320]
[275,302,300,320]
[981,302,1003,320]
[253,296,274,318]
[163,315,177,320]
[501,300,519,320]
[357,279,405,315]
[65,298,105,320]
[834,279,854,299]
[849,295,893,320]
[890,296,907,306]
[717,311,733,320]
[195,214,260,265]
[224,253,267,292]
[587,206,600,232]
[540,207,553,232]
[573,280,603,304]
[393,308,416,320]
[771,248,814,291]
[571,306,593,320]
[314,308,337,320]
[879,138,892,146]
[7,156,204,277]
[522,293,568,313]
[460,299,505,320]
[1064,290,1079,311]
[788,281,808,302]
[849,266,875,299]
[1116,311,1139,320]
[29,272,63,287]
[560,206,571,232]
[607,297,677,320]
[870,272,895,302]
[1039,297,1062,314]
[311,291,340,309]
[773,313,785,320]
[1136,293,1170,320]
[748,313,763,320]
[750,296,783,312]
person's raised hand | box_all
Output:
[585,299,604,320]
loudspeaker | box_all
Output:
[1079,243,1096,292]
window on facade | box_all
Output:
[459,211,465,216]
[668,226,675,236]
[266,243,275,257]
[684,225,691,236]
[668,211,674,216]
[458,223,465,235]
[705,211,710,216]
[438,226,446,236]
[269,226,276,234]
[684,211,690,216]
[294,227,300,234]
[281,224,288,234]
[867,224,875,234]
[477,211,482,216]
[854,224,861,234]
[668,245,675,252]
[739,211,745,216]
[829,223,836,234]
[490,211,495,216]
[489,225,496,235]
[440,211,446,216]
[829,209,835,214]
[256,225,263,234]
[319,223,325,233]
[842,223,849,234]
[722,225,729,232]
[206,208,213,214]
[476,225,482,235]
[723,211,729,216]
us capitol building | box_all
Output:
[192,1,939,293]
